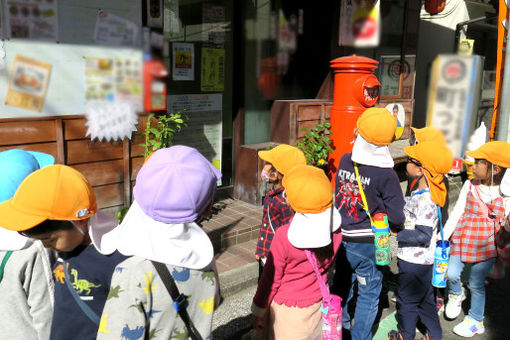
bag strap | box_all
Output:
[62,260,100,325]
[353,162,374,225]
[472,183,490,217]
[151,261,203,340]
[0,251,13,282]
[304,250,331,301]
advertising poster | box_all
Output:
[338,0,380,47]
[202,3,226,47]
[5,54,51,112]
[146,0,163,28]
[201,48,224,92]
[94,10,138,47]
[167,93,223,176]
[172,42,194,81]
[84,57,142,110]
[4,0,58,41]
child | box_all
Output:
[0,164,128,340]
[0,149,56,340]
[387,141,453,340]
[95,145,221,339]
[443,141,510,337]
[256,144,306,275]
[252,164,342,339]
[333,107,406,340]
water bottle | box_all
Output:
[372,213,390,266]
[432,240,450,287]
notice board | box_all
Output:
[0,0,142,118]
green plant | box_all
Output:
[140,110,188,158]
[295,119,333,167]
[117,206,128,224]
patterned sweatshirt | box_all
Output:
[97,256,218,340]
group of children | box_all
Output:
[251,107,510,340]
[0,145,221,339]
[1,105,510,340]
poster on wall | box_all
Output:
[172,42,194,81]
[84,57,143,109]
[338,0,380,47]
[167,93,223,178]
[202,3,226,47]
[201,48,224,92]
[379,55,415,98]
[163,0,181,37]
[5,54,51,112]
[146,0,163,28]
[4,0,59,41]
[94,10,138,47]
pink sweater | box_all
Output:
[253,223,342,309]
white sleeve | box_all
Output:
[442,180,470,240]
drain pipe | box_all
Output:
[496,32,510,141]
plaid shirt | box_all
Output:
[451,183,505,262]
[255,187,294,257]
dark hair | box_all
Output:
[20,219,74,237]
[475,159,507,185]
[392,104,399,111]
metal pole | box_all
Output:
[496,32,510,141]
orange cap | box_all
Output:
[282,164,332,214]
[410,126,446,144]
[404,141,453,207]
[258,144,306,175]
[466,141,510,168]
[357,108,397,146]
[0,164,97,231]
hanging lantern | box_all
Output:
[257,57,281,100]
[425,0,446,15]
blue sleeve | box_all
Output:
[397,224,433,247]
[379,169,406,229]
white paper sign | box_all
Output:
[94,10,138,47]
[172,42,194,81]
[4,0,59,41]
[338,0,380,47]
[85,103,138,142]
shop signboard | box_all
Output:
[427,55,484,172]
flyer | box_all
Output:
[201,48,224,92]
[338,0,380,47]
[4,0,58,41]
[94,10,138,47]
[202,4,226,47]
[5,54,51,112]
[84,56,143,110]
[172,42,194,81]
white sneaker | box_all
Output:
[453,316,485,337]
[445,288,466,319]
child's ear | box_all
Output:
[493,165,502,176]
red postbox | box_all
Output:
[144,58,168,111]
[328,55,381,177]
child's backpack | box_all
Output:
[305,250,342,340]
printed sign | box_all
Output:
[172,42,194,81]
[338,0,380,47]
[94,10,138,47]
[4,0,59,41]
[201,48,225,92]
[5,54,51,112]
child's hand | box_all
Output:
[255,255,261,261]
[252,314,266,334]
[389,229,397,237]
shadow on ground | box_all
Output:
[212,315,252,340]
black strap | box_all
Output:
[151,261,203,340]
[62,260,100,325]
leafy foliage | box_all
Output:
[140,110,188,158]
[295,119,333,167]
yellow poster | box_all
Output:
[6,55,52,112]
[201,48,225,92]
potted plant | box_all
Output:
[295,119,333,174]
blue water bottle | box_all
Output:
[432,206,450,288]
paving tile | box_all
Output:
[236,231,252,244]
[215,261,232,274]
[221,235,237,249]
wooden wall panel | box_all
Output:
[130,134,145,157]
[66,140,123,164]
[71,160,124,186]
[0,142,58,159]
[0,120,56,145]
[94,183,124,209]
[131,157,144,180]
[64,119,88,140]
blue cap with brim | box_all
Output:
[0,149,55,203]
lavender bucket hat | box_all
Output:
[93,146,222,269]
